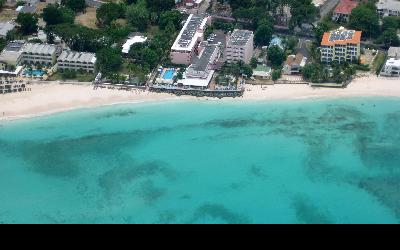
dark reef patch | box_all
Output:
[98,157,175,199]
[156,210,177,224]
[95,110,138,119]
[248,165,267,179]
[359,176,400,219]
[137,180,167,205]
[189,203,251,224]
[293,196,333,224]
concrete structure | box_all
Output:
[226,29,254,64]
[0,41,25,70]
[332,0,359,22]
[122,35,148,54]
[320,27,362,64]
[178,40,222,88]
[170,14,210,65]
[19,43,60,66]
[377,0,400,17]
[381,58,400,76]
[388,47,400,59]
[283,53,308,75]
[57,51,97,73]
[0,22,16,39]
[29,30,62,45]
[0,76,26,94]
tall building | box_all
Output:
[320,27,362,64]
[170,14,210,65]
[377,0,400,17]
[226,30,254,64]
[57,51,97,73]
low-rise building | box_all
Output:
[332,0,359,22]
[178,40,222,89]
[0,76,26,94]
[252,65,272,79]
[388,47,400,59]
[19,43,60,66]
[283,53,308,75]
[320,27,362,64]
[226,29,254,64]
[0,41,25,71]
[170,14,210,65]
[57,51,97,73]
[377,0,400,17]
[381,58,400,76]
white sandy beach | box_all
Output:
[0,75,399,121]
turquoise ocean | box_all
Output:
[0,98,400,224]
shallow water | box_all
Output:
[0,98,400,224]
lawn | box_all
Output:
[75,7,98,29]
[49,72,95,82]
[0,9,17,22]
[372,51,387,75]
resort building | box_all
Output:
[0,76,26,94]
[332,0,359,22]
[226,29,254,64]
[122,34,148,54]
[377,0,400,17]
[57,51,97,73]
[170,14,210,65]
[388,47,400,59]
[19,43,60,66]
[252,65,272,79]
[0,41,25,71]
[381,58,400,77]
[0,22,16,39]
[178,40,222,88]
[320,27,362,64]
[283,53,308,75]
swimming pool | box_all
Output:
[163,70,175,80]
[24,70,46,77]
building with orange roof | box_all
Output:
[332,0,359,22]
[321,27,362,64]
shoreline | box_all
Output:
[1,75,400,122]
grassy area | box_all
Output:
[0,9,17,22]
[145,26,160,39]
[75,7,98,29]
[372,51,387,75]
[49,72,95,82]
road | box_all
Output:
[319,0,340,19]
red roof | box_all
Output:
[334,0,359,15]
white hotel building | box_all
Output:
[226,30,254,64]
[57,51,97,73]
[18,43,60,66]
[170,14,210,65]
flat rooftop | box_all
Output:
[227,30,253,47]
[0,22,16,37]
[171,14,208,51]
[58,51,96,64]
[22,43,58,55]
[377,0,400,10]
[321,28,362,46]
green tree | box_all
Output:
[254,20,274,46]
[126,0,149,32]
[16,13,38,35]
[96,47,123,75]
[250,57,258,69]
[289,0,318,28]
[61,0,86,13]
[349,4,379,38]
[241,64,253,78]
[96,3,124,27]
[0,0,5,10]
[272,69,282,82]
[0,38,6,52]
[268,46,286,69]
[42,4,75,25]
[380,29,400,47]
[159,10,182,30]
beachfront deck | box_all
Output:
[150,85,244,98]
